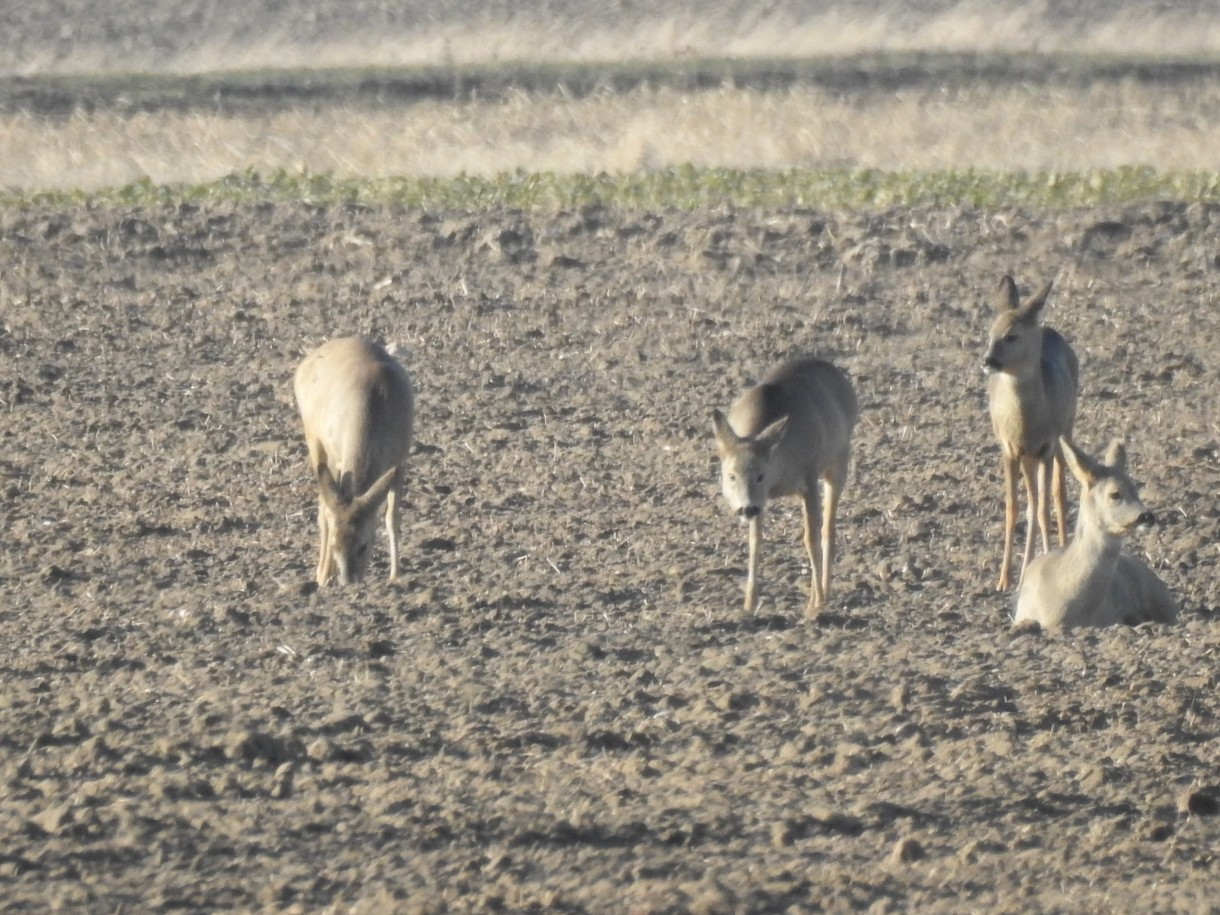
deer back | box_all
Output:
[727,358,857,488]
[294,337,414,498]
[1039,327,1079,442]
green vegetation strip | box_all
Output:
[9,166,1220,210]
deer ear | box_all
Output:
[1103,439,1128,472]
[1018,279,1054,321]
[1060,437,1101,486]
[317,462,347,513]
[756,415,789,451]
[994,274,1020,313]
[712,410,738,452]
[353,466,399,518]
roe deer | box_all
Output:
[983,275,1080,591]
[1014,438,1177,630]
[294,336,414,586]
[712,357,858,618]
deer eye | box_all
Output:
[727,472,737,482]
[756,473,764,482]
[1108,490,1123,502]
[1004,333,1018,343]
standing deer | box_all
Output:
[983,275,1080,590]
[712,357,858,618]
[294,336,414,586]
[1015,438,1177,630]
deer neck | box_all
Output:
[1061,499,1124,599]
[996,355,1048,400]
[989,364,1054,452]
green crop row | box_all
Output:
[8,165,1220,210]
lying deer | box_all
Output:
[983,275,1080,590]
[1014,438,1177,630]
[713,356,858,618]
[294,336,414,586]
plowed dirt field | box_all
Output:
[2,196,1218,911]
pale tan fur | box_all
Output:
[294,337,414,587]
[712,357,858,618]
[983,275,1080,591]
[1015,439,1177,631]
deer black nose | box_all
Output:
[982,357,1000,373]
[1136,511,1156,527]
[741,506,761,520]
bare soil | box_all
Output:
[1,193,1218,912]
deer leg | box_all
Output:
[1052,449,1069,547]
[802,488,825,617]
[1018,455,1040,583]
[316,499,332,586]
[820,460,848,607]
[745,513,763,613]
[1035,455,1053,553]
[997,455,1019,591]
[309,446,333,587]
[384,469,403,582]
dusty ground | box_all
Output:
[1,193,1218,912]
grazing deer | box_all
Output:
[294,336,414,586]
[712,357,858,618]
[983,275,1080,590]
[1015,438,1177,630]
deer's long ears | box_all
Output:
[1103,439,1128,473]
[353,466,399,518]
[755,415,790,452]
[995,274,1020,313]
[1060,437,1103,486]
[1017,279,1054,322]
[712,409,738,453]
[317,462,347,513]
